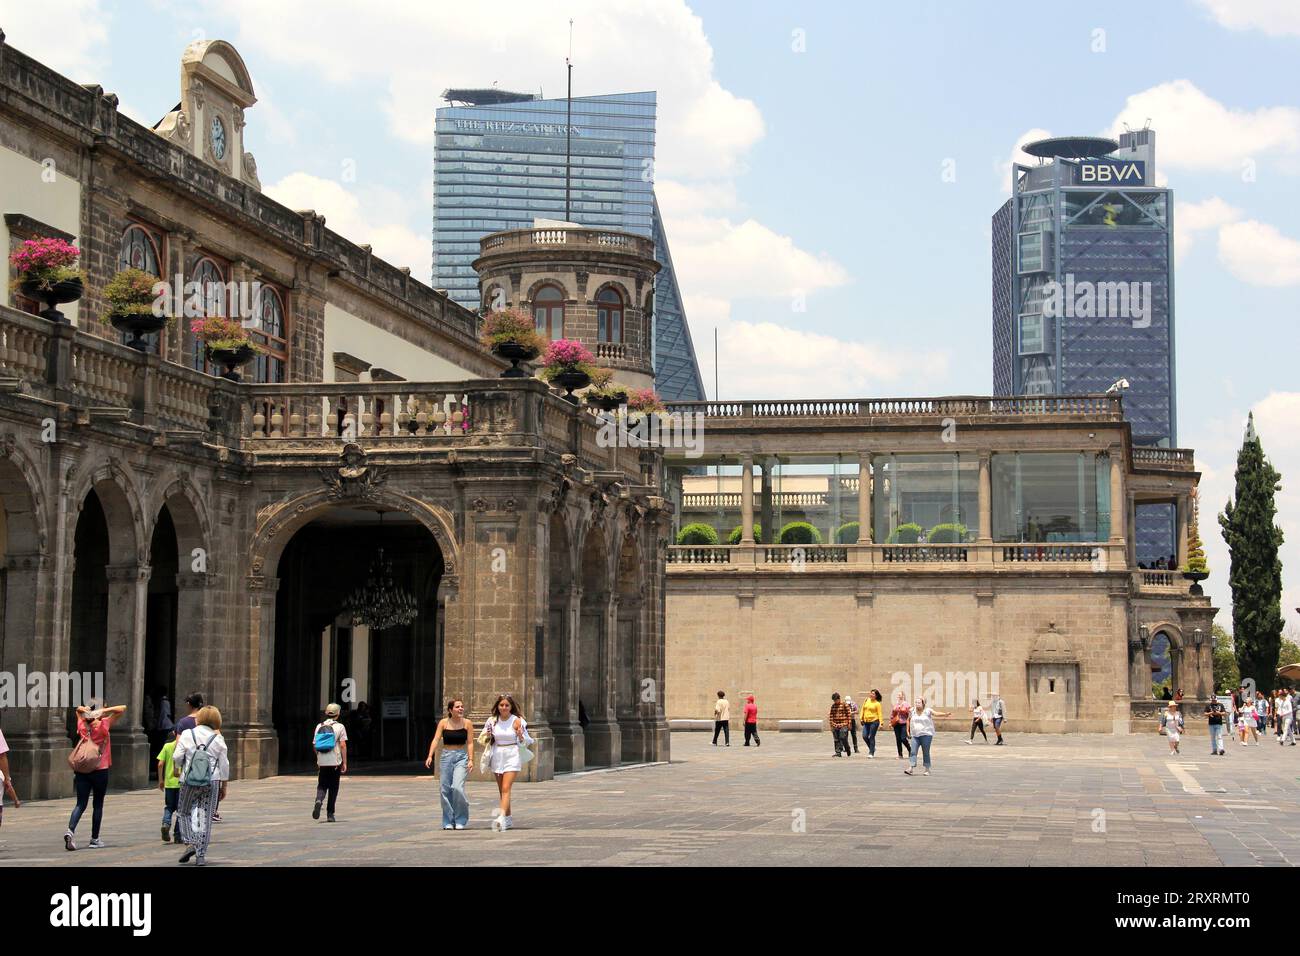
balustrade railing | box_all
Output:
[1001,544,1099,563]
[666,545,734,564]
[1132,447,1195,470]
[881,545,969,563]
[762,545,848,564]
[665,394,1123,421]
[0,309,50,383]
[242,385,472,440]
[666,542,1118,569]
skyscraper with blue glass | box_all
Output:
[433,88,705,401]
[993,129,1177,561]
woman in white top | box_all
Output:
[1160,702,1183,754]
[172,705,230,865]
[481,694,533,831]
[904,697,952,776]
[968,700,988,744]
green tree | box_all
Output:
[1218,413,1285,692]
[1211,624,1238,693]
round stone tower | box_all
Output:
[472,223,660,390]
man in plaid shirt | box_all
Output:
[829,692,854,757]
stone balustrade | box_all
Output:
[666,541,1127,570]
[665,393,1124,422]
[478,226,657,260]
[1131,446,1196,471]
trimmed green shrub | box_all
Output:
[886,522,923,544]
[778,521,823,545]
[835,522,860,544]
[676,523,720,546]
[926,522,968,544]
[726,524,762,544]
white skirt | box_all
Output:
[488,744,521,774]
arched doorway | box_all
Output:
[579,524,620,766]
[545,511,581,771]
[271,506,444,772]
[142,507,179,778]
[1151,630,1174,699]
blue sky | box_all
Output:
[1,0,1297,630]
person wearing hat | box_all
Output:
[1159,701,1183,755]
[312,703,349,822]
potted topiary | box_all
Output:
[584,367,629,412]
[676,523,720,546]
[726,524,762,544]
[539,339,596,403]
[887,522,924,544]
[1181,489,1209,595]
[480,308,544,378]
[926,522,968,544]
[835,521,860,544]
[191,316,262,381]
[778,521,823,545]
[9,236,83,323]
[104,268,166,351]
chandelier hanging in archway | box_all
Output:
[344,546,418,631]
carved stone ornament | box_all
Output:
[189,78,206,110]
[320,442,387,499]
[176,109,192,145]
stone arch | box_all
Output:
[66,458,145,565]
[0,438,47,557]
[183,40,257,102]
[249,487,460,582]
[591,279,633,307]
[148,473,212,564]
[525,276,570,303]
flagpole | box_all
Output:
[565,18,573,222]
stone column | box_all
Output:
[1127,493,1138,568]
[740,454,755,543]
[857,452,872,544]
[830,456,842,543]
[164,230,192,363]
[1176,493,1190,569]
[581,590,622,767]
[977,451,992,543]
[549,584,585,772]
[1109,448,1125,542]
[759,459,773,545]
[104,563,151,789]
[241,573,281,779]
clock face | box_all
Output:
[210,116,227,160]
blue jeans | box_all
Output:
[909,734,933,770]
[162,787,179,826]
[1209,724,1225,753]
[862,720,879,756]
[440,749,469,828]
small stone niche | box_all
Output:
[1025,621,1080,721]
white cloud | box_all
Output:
[204,0,763,179]
[0,0,109,80]
[1106,80,1300,172]
[1174,197,1240,262]
[1190,393,1300,634]
[1217,219,1300,286]
[998,127,1053,195]
[264,172,430,280]
[1194,0,1300,37]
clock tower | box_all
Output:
[154,40,261,190]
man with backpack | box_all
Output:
[312,703,349,823]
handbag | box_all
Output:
[68,735,101,774]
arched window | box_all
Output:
[190,257,227,372]
[119,225,161,275]
[533,284,565,340]
[596,287,623,343]
[251,286,288,383]
[117,225,164,351]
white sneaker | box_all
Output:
[923,770,930,776]
[454,824,466,830]
[966,739,973,745]
[443,824,454,830]
[88,838,105,849]
[503,816,512,831]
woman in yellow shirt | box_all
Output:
[860,689,884,759]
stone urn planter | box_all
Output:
[109,311,168,351]
[207,344,256,382]
[586,390,627,412]
[492,340,539,378]
[20,276,82,324]
[551,369,591,404]
[1182,570,1209,596]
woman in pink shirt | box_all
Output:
[743,695,760,747]
[64,700,126,851]
[889,691,912,760]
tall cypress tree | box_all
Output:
[1218,413,1285,691]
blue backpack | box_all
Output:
[182,729,217,787]
[314,721,338,753]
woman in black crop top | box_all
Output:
[425,699,474,830]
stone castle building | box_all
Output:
[0,35,670,797]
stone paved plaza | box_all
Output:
[2,731,1299,867]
